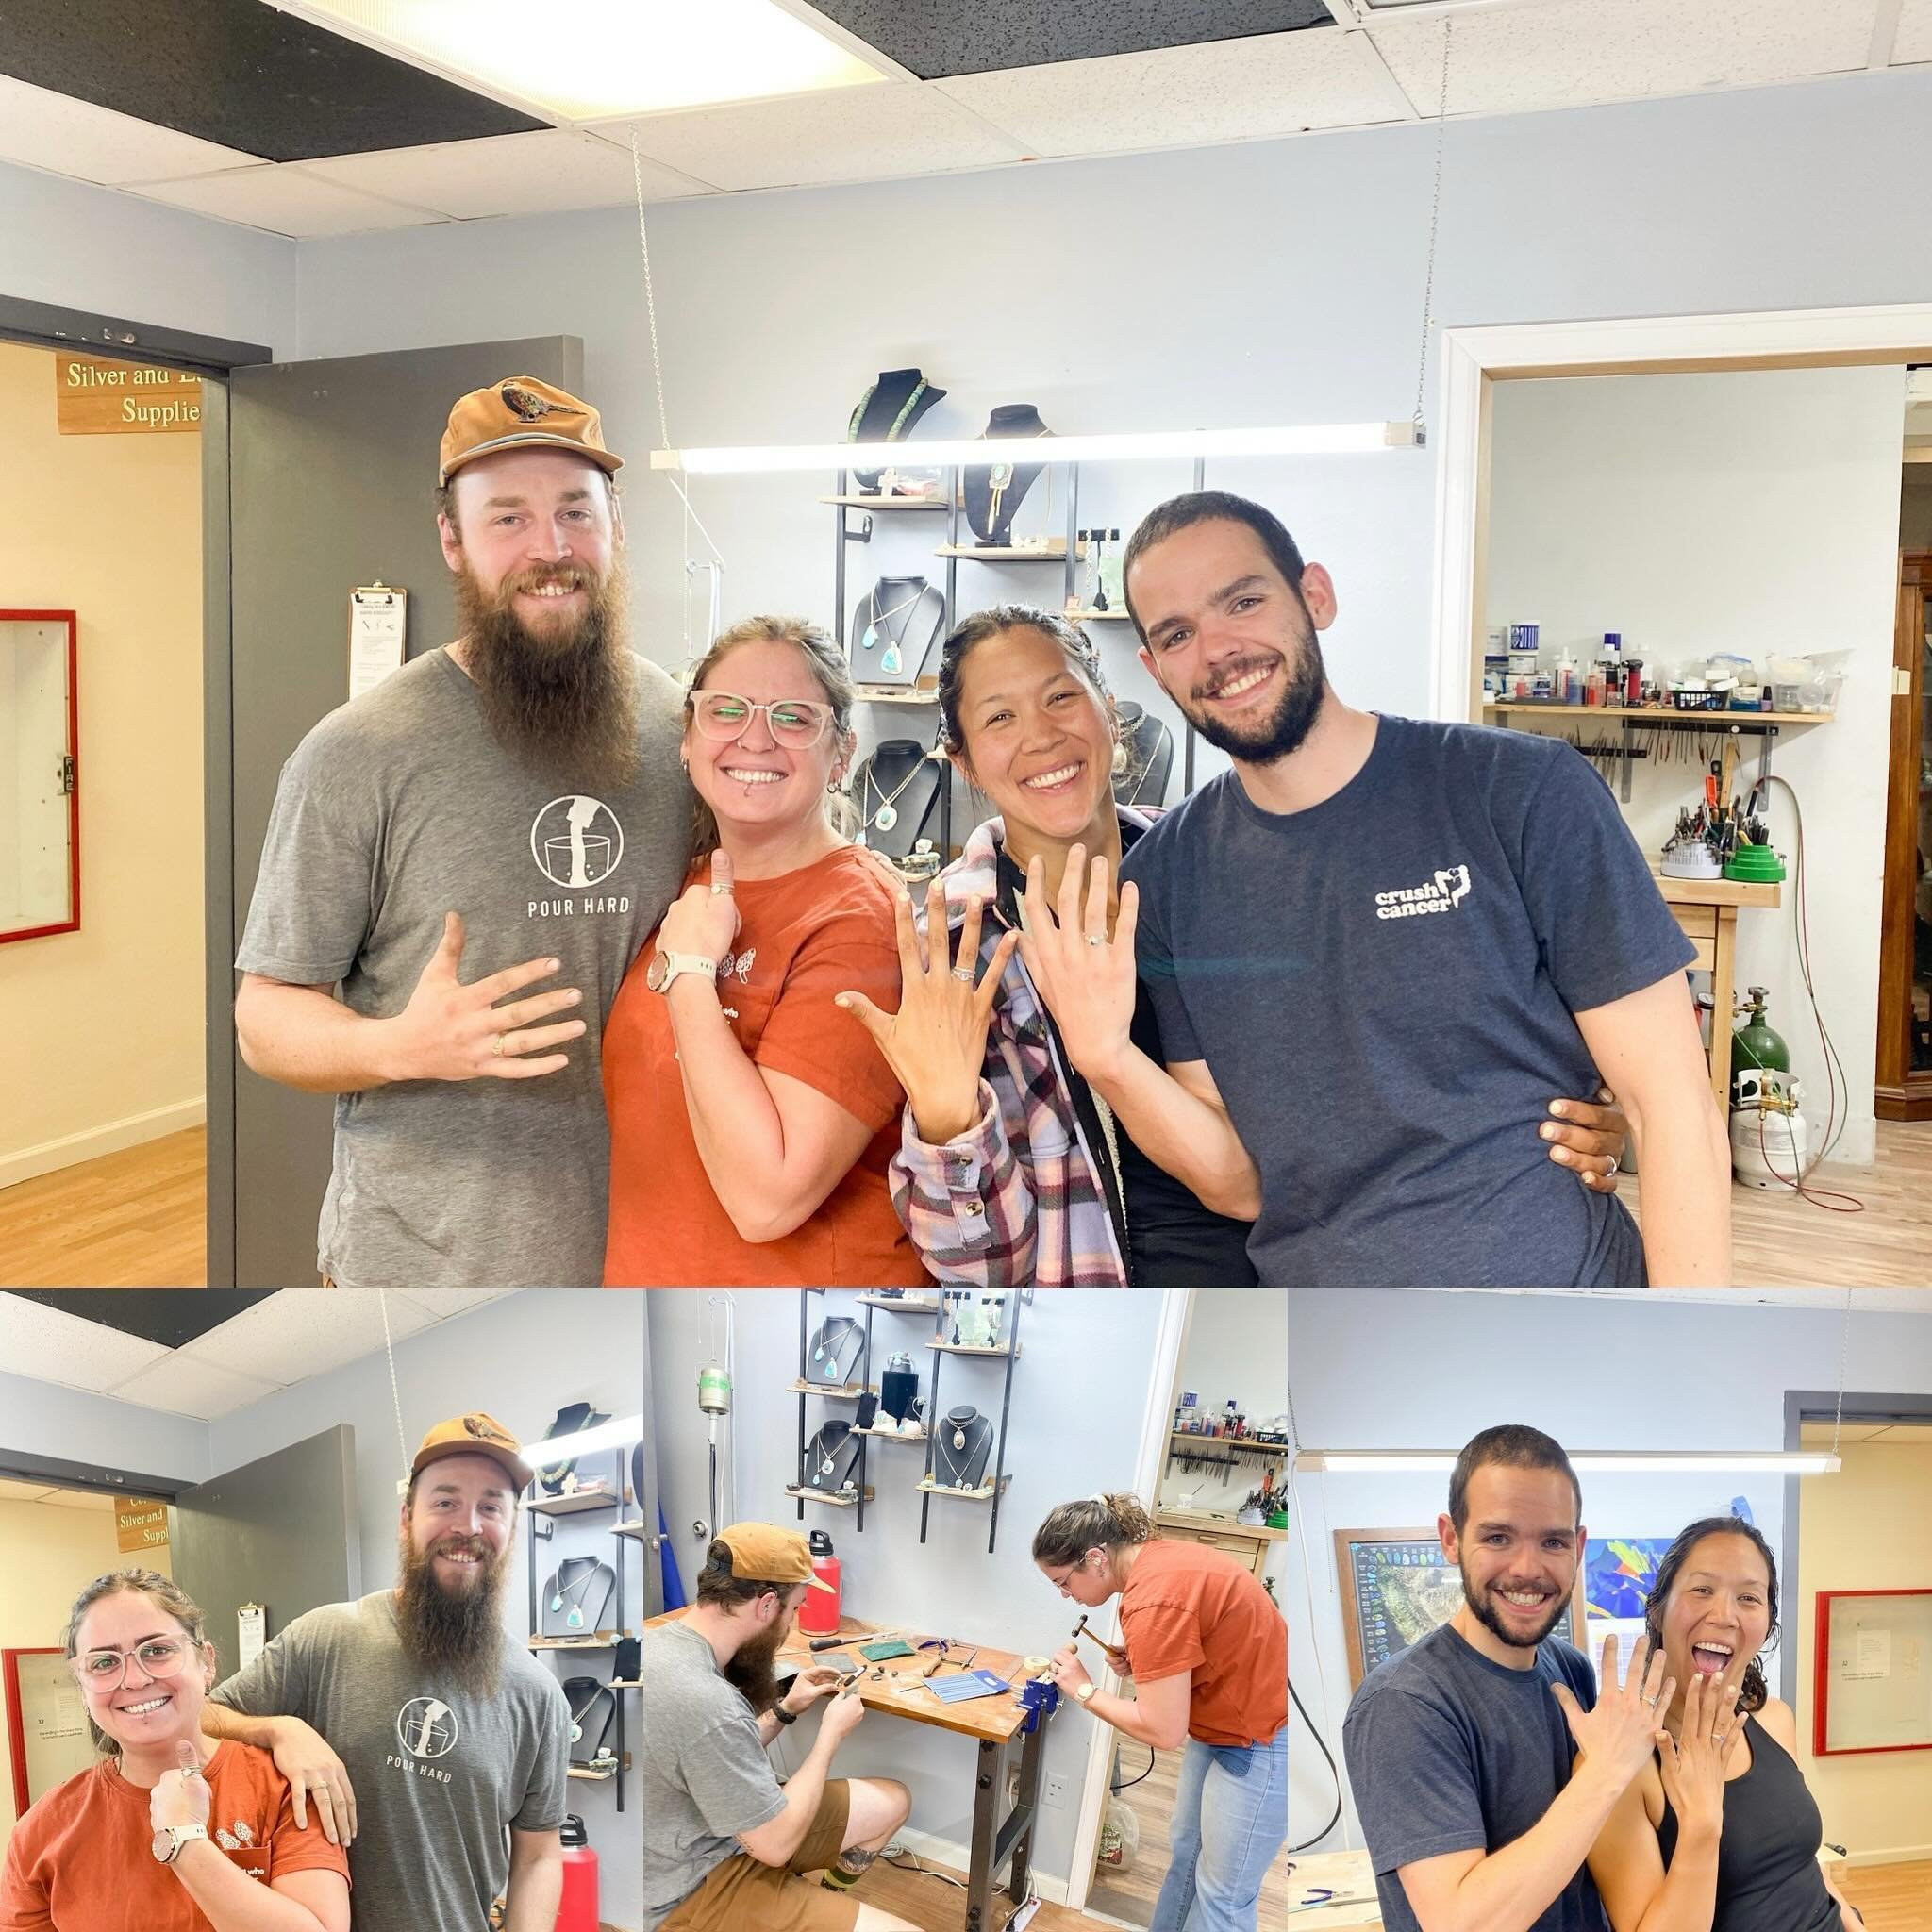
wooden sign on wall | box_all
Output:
[55,355,203,436]
[115,1496,171,1554]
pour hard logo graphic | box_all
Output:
[530,796,623,890]
[396,1697,459,1759]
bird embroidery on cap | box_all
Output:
[501,382,559,422]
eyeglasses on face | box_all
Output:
[74,1636,196,1689]
[691,691,833,749]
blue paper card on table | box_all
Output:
[927,1670,1011,1705]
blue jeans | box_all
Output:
[1149,1729,1289,1932]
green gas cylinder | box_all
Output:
[1733,987,1789,1078]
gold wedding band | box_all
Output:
[491,1033,506,1057]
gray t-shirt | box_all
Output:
[1122,716,1695,1286]
[639,1619,786,1929]
[236,646,691,1288]
[210,1590,569,1932]
[1341,1622,1609,1932]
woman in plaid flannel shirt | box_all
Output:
[837,608,1629,1285]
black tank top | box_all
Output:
[1655,1714,1840,1932]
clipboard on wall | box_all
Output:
[349,582,408,700]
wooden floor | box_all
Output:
[1085,1740,1290,1930]
[0,1118,1927,1293]
[1619,1118,1932,1288]
[0,1126,207,1287]
[1835,1861,1932,1931]
[848,1851,1147,1932]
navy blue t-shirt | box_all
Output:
[1118,716,1694,1286]
[1341,1622,1609,1932]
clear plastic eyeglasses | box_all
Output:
[75,1637,193,1689]
[691,691,833,749]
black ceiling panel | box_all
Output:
[4,1289,276,1348]
[814,0,1334,80]
[0,0,546,162]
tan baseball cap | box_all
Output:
[411,1412,533,1493]
[715,1523,836,1592]
[439,375,624,489]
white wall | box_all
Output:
[1285,1288,1932,1860]
[646,1286,1175,1903]
[208,1290,646,1931]
[0,158,295,354]
[1487,366,1905,1168]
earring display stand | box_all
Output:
[525,1439,638,1808]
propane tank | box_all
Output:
[797,1529,841,1635]
[557,1815,598,1932]
[1731,1104,1810,1190]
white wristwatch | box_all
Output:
[1074,1683,1097,1705]
[646,949,717,995]
[152,1824,208,1865]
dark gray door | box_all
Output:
[170,1424,360,1667]
[211,337,584,1288]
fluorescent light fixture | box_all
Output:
[1296,1450,1841,1475]
[649,422,1422,476]
[299,0,885,121]
[523,1414,643,1465]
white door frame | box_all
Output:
[1061,1286,1197,1916]
[1428,300,1932,724]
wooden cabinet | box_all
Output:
[1152,1509,1282,1580]
[1878,551,1932,1119]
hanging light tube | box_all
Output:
[648,420,1422,476]
[525,1413,644,1464]
[1295,1449,1841,1475]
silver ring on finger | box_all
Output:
[951,967,975,983]
[709,882,732,895]
[1644,1693,1661,1710]
[1085,933,1106,949]
[1607,1155,1621,1176]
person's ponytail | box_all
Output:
[1032,1491,1155,1568]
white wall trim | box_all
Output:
[0,1097,206,1191]
[885,1822,1072,1907]
[1844,1843,1932,1868]
[1428,300,1932,724]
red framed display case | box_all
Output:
[1813,1587,1932,1757]
[1,608,80,943]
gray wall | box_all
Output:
[1285,1289,1932,1857]
[647,1287,1173,1901]
[0,1371,210,1483]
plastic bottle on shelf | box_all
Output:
[1556,650,1579,704]
[1584,665,1607,708]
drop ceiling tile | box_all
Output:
[616,81,1028,192]
[937,27,1401,158]
[0,1293,172,1393]
[1371,0,1872,118]
[387,1285,522,1320]
[0,73,261,185]
[105,1354,282,1422]
[138,166,445,238]
[179,1287,436,1387]
[1897,0,1932,64]
[0,1477,62,1505]
[304,128,711,220]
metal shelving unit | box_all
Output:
[919,1291,1028,1555]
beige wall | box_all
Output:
[1795,1441,1932,1864]
[0,1494,173,1849]
[0,341,205,1184]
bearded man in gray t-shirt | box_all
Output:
[234,375,692,1290]
[203,1412,571,1932]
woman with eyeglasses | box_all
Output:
[601,615,923,1285]
[0,1568,349,1931]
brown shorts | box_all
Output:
[661,1779,858,1932]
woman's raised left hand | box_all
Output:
[658,850,741,965]
[150,1741,212,1832]
[1047,1646,1092,1699]
[1018,847,1139,1085]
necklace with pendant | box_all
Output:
[863,754,929,835]
[549,1557,599,1630]
[848,377,928,447]
[862,584,928,676]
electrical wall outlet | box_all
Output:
[1042,1773,1070,1809]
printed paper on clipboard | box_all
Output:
[350,584,408,700]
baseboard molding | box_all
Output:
[1843,1843,1932,1868]
[0,1098,207,1191]
[886,1823,1072,1908]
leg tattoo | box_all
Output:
[822,1844,881,1890]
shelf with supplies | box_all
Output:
[934,543,1079,562]
[916,1475,1010,1504]
[854,1425,928,1441]
[928,1339,1023,1358]
[1167,1431,1289,1456]
[1065,607,1133,623]
[609,1521,652,1541]
[822,494,949,510]
[567,1760,628,1783]
[526,1488,621,1517]
[853,685,940,706]
[1484,703,1833,726]
[783,1483,876,1507]
[529,1633,623,1651]
[784,1378,876,1399]
[859,1294,944,1315]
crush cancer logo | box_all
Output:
[1374,864,1473,921]
[529,796,623,890]
[396,1697,459,1759]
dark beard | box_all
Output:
[454,554,641,791]
[1178,597,1328,765]
[721,1615,788,1716]
[395,1530,509,1697]
[1459,1559,1570,1652]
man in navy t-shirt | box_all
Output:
[1094,490,1729,1287]
[1342,1426,1671,1932]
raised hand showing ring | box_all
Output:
[1017,846,1139,1086]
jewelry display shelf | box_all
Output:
[784,1378,875,1398]
[933,544,1074,561]
[524,1436,637,1813]
[929,1339,1023,1358]
[821,495,948,510]
[921,1291,1028,1554]
[859,1294,942,1315]
[852,685,939,706]
[783,1483,875,1507]
[916,1475,1010,1504]
[854,1425,927,1441]
[1065,608,1133,622]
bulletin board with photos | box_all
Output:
[1814,1587,1932,1756]
[1334,1526,1585,1691]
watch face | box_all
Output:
[152,1828,174,1861]
[645,950,668,992]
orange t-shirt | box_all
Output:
[1118,1540,1288,1748]
[0,1740,349,1931]
[602,845,928,1286]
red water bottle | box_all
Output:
[798,1529,841,1635]
[556,1816,597,1932]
